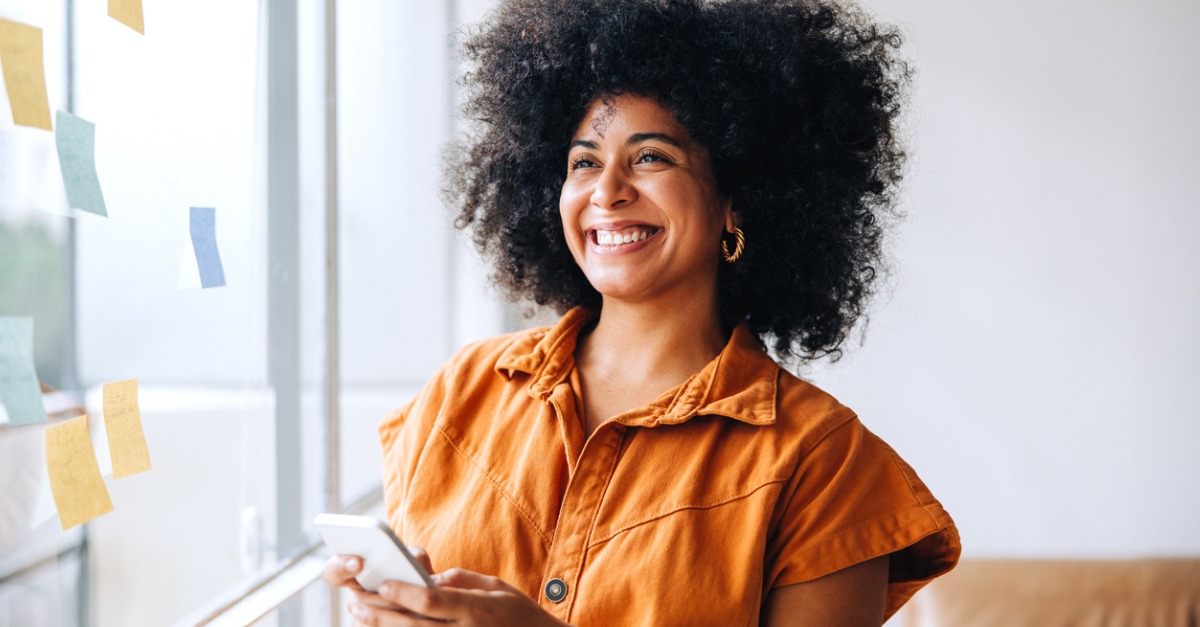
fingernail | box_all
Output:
[379,583,392,596]
[344,557,359,571]
[350,603,364,618]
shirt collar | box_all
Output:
[495,307,778,427]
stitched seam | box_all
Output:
[798,409,859,459]
[885,446,943,530]
[587,478,788,547]
[434,424,553,549]
[745,562,764,627]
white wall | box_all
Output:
[809,0,1200,557]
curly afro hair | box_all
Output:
[446,0,910,362]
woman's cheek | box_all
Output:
[558,195,587,263]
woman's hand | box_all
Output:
[352,568,570,626]
[323,549,570,626]
[322,547,437,615]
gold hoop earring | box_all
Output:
[721,227,745,263]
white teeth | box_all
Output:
[595,228,653,246]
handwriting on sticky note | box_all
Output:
[55,111,108,217]
[46,415,114,530]
[0,19,52,130]
[103,379,151,478]
[0,317,47,426]
[190,207,226,288]
[108,0,145,35]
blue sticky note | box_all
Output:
[0,317,47,426]
[54,110,108,217]
[189,207,226,288]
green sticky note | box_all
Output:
[0,317,47,426]
[55,110,108,217]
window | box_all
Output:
[0,0,505,624]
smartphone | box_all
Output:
[313,513,435,591]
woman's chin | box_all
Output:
[586,277,655,305]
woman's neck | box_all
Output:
[576,297,728,396]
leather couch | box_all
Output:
[906,558,1200,626]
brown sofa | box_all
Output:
[906,558,1200,627]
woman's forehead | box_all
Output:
[573,94,690,142]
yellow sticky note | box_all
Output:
[108,0,145,35]
[0,19,53,130]
[103,379,151,478]
[46,415,114,530]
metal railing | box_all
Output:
[174,487,382,627]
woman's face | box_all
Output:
[560,94,731,307]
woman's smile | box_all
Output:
[587,224,663,251]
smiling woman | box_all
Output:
[560,95,730,314]
[323,1,960,625]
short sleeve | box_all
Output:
[766,417,960,618]
[378,362,451,532]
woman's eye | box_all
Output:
[636,150,669,164]
[570,158,597,170]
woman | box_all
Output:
[324,0,960,624]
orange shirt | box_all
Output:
[380,308,959,625]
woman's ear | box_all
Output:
[724,206,739,232]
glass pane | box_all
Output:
[1,2,81,626]
[2,0,510,623]
[68,1,281,624]
[0,0,302,624]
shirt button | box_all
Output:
[544,578,567,603]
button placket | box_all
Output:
[539,423,626,620]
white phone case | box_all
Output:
[314,513,435,591]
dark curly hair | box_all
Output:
[446,0,910,362]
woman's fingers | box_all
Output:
[348,599,444,627]
[433,567,509,592]
[408,546,434,574]
[322,554,365,591]
[372,574,513,618]
[363,571,568,627]
[352,590,405,610]
[375,581,458,620]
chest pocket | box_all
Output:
[590,416,792,541]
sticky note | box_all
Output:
[0,19,52,130]
[0,317,47,426]
[102,379,151,478]
[55,111,108,217]
[108,0,145,35]
[190,207,226,288]
[46,415,114,530]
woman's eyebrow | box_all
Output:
[626,132,682,148]
[569,133,683,151]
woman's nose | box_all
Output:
[590,164,637,209]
